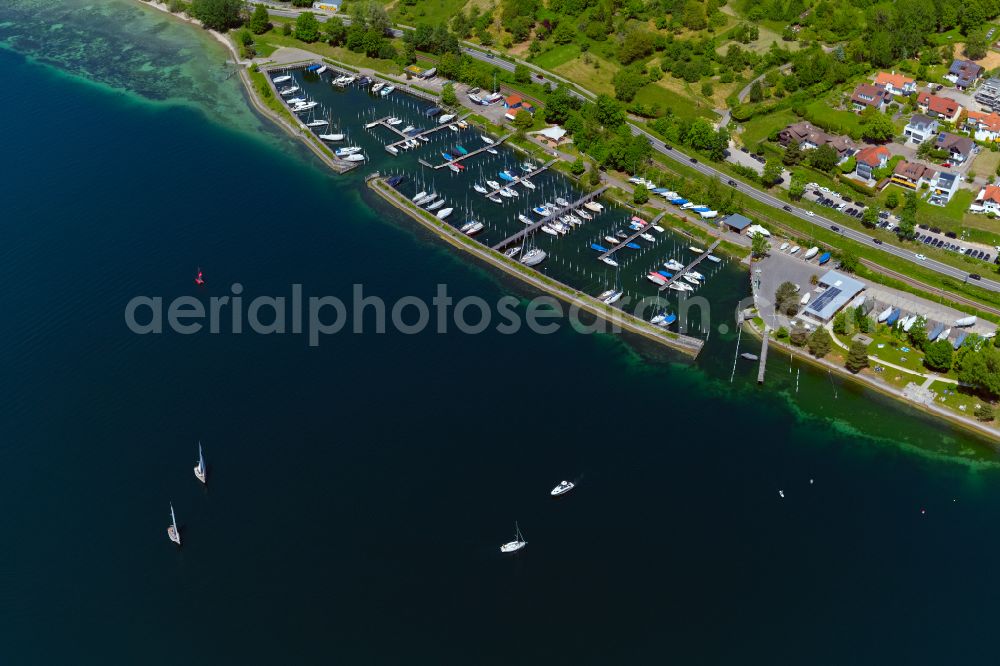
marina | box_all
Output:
[422,133,515,170]
[658,240,723,292]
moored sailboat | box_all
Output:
[167,503,181,546]
[194,442,207,485]
[500,522,527,553]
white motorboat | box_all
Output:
[438,113,456,124]
[460,220,484,236]
[682,274,701,286]
[669,281,692,292]
[436,207,454,219]
[449,125,459,132]
[387,117,402,126]
[551,481,575,496]
[687,270,704,281]
[689,246,705,253]
[371,81,384,93]
[292,101,317,112]
[167,503,181,546]
[602,291,623,305]
[504,246,522,258]
[335,146,361,157]
[412,191,427,202]
[498,188,513,198]
[601,256,619,267]
[651,224,663,232]
[385,145,399,155]
[577,209,592,220]
[520,179,536,190]
[518,214,533,225]
[664,259,684,271]
[501,187,518,198]
[500,522,527,553]
[583,201,603,212]
[419,135,430,143]
[278,86,299,96]
[365,119,381,129]
[486,148,498,155]
[319,133,345,141]
[604,235,620,245]
[640,233,656,242]
[273,74,292,84]
[486,180,501,190]
[344,153,365,162]
[402,125,416,133]
[427,199,446,211]
[306,119,328,127]
[555,197,569,207]
[286,97,306,104]
[473,183,488,194]
[194,442,206,485]
[541,225,558,236]
[481,135,495,144]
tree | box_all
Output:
[789,176,805,201]
[808,327,833,358]
[441,82,457,107]
[833,311,850,335]
[885,191,899,209]
[294,12,320,42]
[808,144,840,172]
[512,109,534,134]
[570,158,585,175]
[748,80,763,103]
[588,163,601,186]
[860,113,897,143]
[975,403,995,422]
[751,232,770,258]
[782,140,803,166]
[249,5,270,34]
[924,339,954,372]
[775,281,800,316]
[700,80,714,97]
[762,159,782,187]
[958,345,1000,398]
[633,184,649,204]
[612,66,647,103]
[189,0,244,31]
[513,63,531,84]
[595,95,625,128]
[839,250,859,274]
[861,206,878,228]
[845,340,870,373]
[907,316,928,350]
[790,326,810,347]
[965,27,991,60]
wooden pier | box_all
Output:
[483,159,557,197]
[658,238,722,292]
[598,211,666,260]
[425,133,515,170]
[393,113,471,152]
[491,186,609,251]
[366,116,409,140]
[758,331,769,384]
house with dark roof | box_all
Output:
[874,72,916,96]
[935,132,975,164]
[976,77,1000,111]
[916,92,962,122]
[777,122,855,158]
[929,172,958,206]
[946,59,983,89]
[853,145,890,182]
[722,213,753,234]
[903,114,939,145]
[851,83,890,112]
[891,160,935,189]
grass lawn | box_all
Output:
[551,53,618,96]
[739,109,799,147]
[802,98,863,137]
[255,31,403,74]
[973,149,1000,178]
[390,0,467,26]
[531,43,581,70]
[633,81,718,121]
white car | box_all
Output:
[915,253,927,261]
[806,211,816,217]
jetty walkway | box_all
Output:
[658,239,722,292]
[598,212,667,260]
[491,186,609,251]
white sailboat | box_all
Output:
[273,74,292,84]
[194,442,206,485]
[500,521,527,553]
[167,503,181,546]
[319,132,345,141]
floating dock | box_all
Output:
[758,331,769,384]
[658,238,722,292]
[393,113,471,152]
[491,186,609,251]
[483,159,556,197]
[598,211,666,260]
[426,133,515,169]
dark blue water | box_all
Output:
[2,3,1000,664]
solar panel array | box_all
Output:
[807,287,842,314]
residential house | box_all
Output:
[853,145,891,182]
[915,92,962,122]
[903,114,939,144]
[975,77,1000,112]
[874,71,917,96]
[851,83,890,112]
[965,110,1000,142]
[503,94,523,110]
[929,172,958,206]
[946,59,983,89]
[891,160,935,189]
[972,184,1000,214]
[777,122,856,158]
[934,132,975,164]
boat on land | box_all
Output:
[504,246,522,258]
[803,247,819,260]
[436,207,454,220]
[319,132,345,141]
[789,246,800,255]
[194,442,206,485]
[955,316,978,327]
[877,306,893,323]
[500,522,527,553]
[779,242,790,252]
[521,248,547,266]
[167,503,181,546]
[927,323,945,341]
[460,220,484,236]
[885,308,901,325]
[551,480,575,496]
[273,74,292,84]
[954,331,968,349]
[601,256,619,267]
[818,252,831,265]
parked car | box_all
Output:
[940,162,952,168]
[945,231,957,238]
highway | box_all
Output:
[254,3,999,294]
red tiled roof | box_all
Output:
[875,72,914,90]
[967,110,1000,133]
[855,145,890,167]
[982,185,1000,204]
[917,92,961,117]
[505,95,522,105]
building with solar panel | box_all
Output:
[802,271,866,324]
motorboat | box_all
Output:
[601,256,619,267]
[601,290,623,305]
[664,259,684,271]
[669,281,692,292]
[689,246,705,253]
[481,135,495,144]
[541,225,558,237]
[486,148,498,155]
[803,247,819,260]
[955,316,977,327]
[292,101,317,112]
[438,113,456,124]
[272,74,292,84]
[344,153,365,162]
[651,224,663,232]
[555,197,569,207]
[520,179,536,190]
[682,274,701,286]
[473,183,488,194]
[402,125,416,134]
[486,180,501,190]
[286,97,306,105]
[487,194,503,204]
[551,481,575,496]
[385,145,399,155]
[371,81,384,93]
[518,214,533,225]
[504,246,522,258]
[583,202,603,213]
[319,133,344,141]
[500,522,527,553]
[789,246,800,255]
[521,248,547,266]
[577,209,592,220]
[604,235,620,245]
[640,233,656,242]
[278,86,299,96]
[706,255,721,263]
[501,187,518,198]
[687,271,704,281]
[436,207,454,219]
[335,146,361,157]
[741,352,759,361]
[387,117,402,126]
[305,119,328,127]
[380,85,395,97]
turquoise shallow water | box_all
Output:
[2,2,1000,663]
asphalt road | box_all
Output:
[255,4,1000,294]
